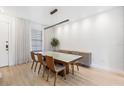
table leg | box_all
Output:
[65,64,69,74]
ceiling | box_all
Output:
[1,6,117,26]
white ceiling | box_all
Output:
[49,6,117,25]
[1,6,117,26]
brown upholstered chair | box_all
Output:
[37,53,47,75]
[57,50,82,74]
[71,61,80,75]
[31,51,39,72]
[45,56,66,86]
[70,51,81,75]
[56,50,80,74]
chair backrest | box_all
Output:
[45,56,55,71]
[37,53,43,64]
[31,51,36,62]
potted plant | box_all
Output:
[50,37,60,51]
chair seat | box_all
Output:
[34,61,38,63]
[75,61,80,65]
[43,61,47,66]
[71,61,80,65]
[55,64,65,72]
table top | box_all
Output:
[36,51,82,63]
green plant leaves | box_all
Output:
[51,37,59,47]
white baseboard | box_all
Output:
[91,63,124,74]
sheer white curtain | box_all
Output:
[15,18,31,64]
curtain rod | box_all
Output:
[44,19,69,30]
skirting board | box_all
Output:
[91,63,124,74]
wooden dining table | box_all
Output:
[35,51,82,74]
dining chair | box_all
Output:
[71,61,80,75]
[37,53,47,76]
[31,51,38,72]
[45,56,66,86]
[70,51,84,75]
[56,50,80,75]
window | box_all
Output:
[31,29,42,51]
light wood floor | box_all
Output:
[0,63,124,86]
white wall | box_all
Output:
[44,28,55,51]
[52,7,124,72]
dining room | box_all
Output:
[0,6,124,86]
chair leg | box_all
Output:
[64,69,66,80]
[77,64,79,71]
[71,64,74,75]
[34,62,38,72]
[31,61,34,69]
[42,66,46,77]
[54,72,58,86]
[47,69,50,81]
[38,63,42,74]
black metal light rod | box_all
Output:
[44,19,69,30]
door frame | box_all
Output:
[0,15,16,67]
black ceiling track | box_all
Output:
[50,9,58,15]
[44,19,69,30]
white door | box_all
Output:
[0,22,9,67]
